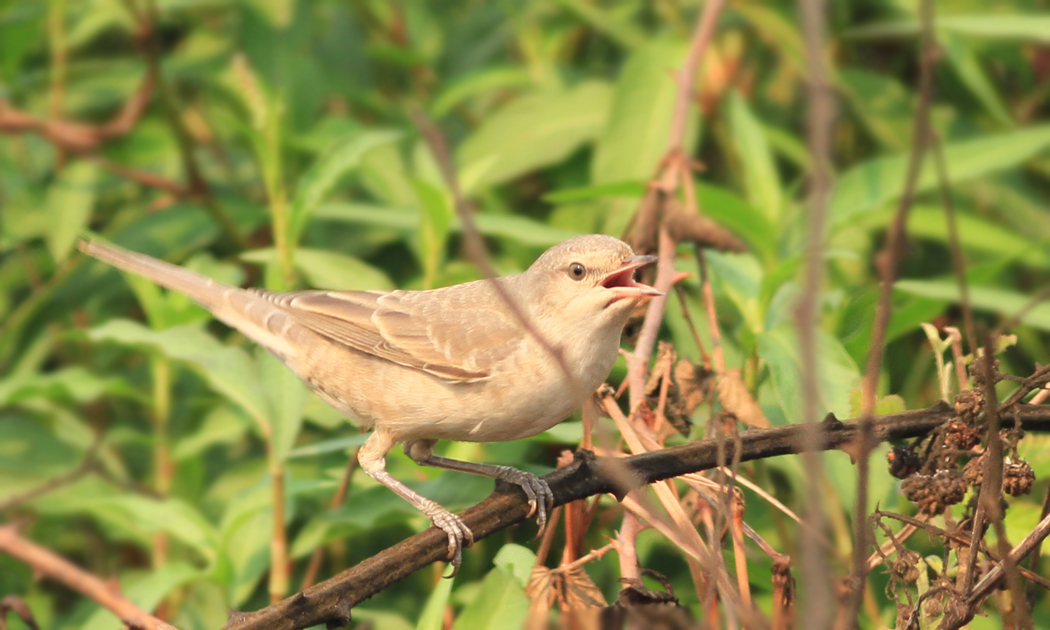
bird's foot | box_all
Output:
[491,465,555,538]
[423,503,474,574]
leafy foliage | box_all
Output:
[1,1,1049,629]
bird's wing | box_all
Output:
[278,281,524,383]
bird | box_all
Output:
[78,234,661,568]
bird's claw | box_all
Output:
[493,466,555,540]
[426,506,474,576]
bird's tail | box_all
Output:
[78,238,296,359]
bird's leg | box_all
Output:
[358,432,473,570]
[404,440,555,537]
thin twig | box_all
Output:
[967,511,1050,605]
[797,0,837,625]
[932,136,978,355]
[846,0,937,623]
[667,0,725,153]
[0,525,180,630]
[0,448,98,513]
[300,447,361,590]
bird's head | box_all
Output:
[522,234,661,326]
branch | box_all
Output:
[0,70,155,154]
[0,525,179,630]
[797,0,837,623]
[846,0,938,622]
[221,403,1050,630]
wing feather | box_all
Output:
[273,280,523,383]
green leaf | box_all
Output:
[88,320,269,428]
[839,69,917,150]
[35,492,218,563]
[471,214,579,247]
[855,205,1049,269]
[757,325,861,423]
[241,247,394,290]
[543,180,647,204]
[847,16,1050,43]
[45,160,99,262]
[728,91,782,223]
[695,183,777,263]
[0,366,134,405]
[173,405,249,461]
[0,412,83,501]
[706,251,764,334]
[81,563,202,630]
[450,566,529,630]
[458,81,612,190]
[412,178,454,288]
[257,348,306,462]
[288,130,401,244]
[940,32,1012,127]
[416,569,455,630]
[592,38,696,184]
[937,15,1050,42]
[894,280,1050,331]
[848,389,906,418]
[492,544,537,589]
[313,203,578,247]
[430,67,533,118]
[732,4,807,72]
[287,433,369,459]
[223,507,272,606]
[549,0,647,49]
[830,126,1050,224]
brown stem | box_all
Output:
[797,0,838,624]
[845,1,937,624]
[269,453,288,604]
[932,137,978,356]
[300,447,361,590]
[0,525,180,630]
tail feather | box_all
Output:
[78,239,295,359]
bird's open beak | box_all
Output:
[601,254,662,301]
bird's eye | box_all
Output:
[568,262,586,280]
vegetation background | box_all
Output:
[2,0,1050,628]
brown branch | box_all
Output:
[0,525,180,630]
[0,448,98,513]
[931,135,977,356]
[1,595,41,630]
[220,403,1050,630]
[0,70,155,154]
[667,0,724,154]
[967,511,1050,604]
[300,447,361,590]
[797,0,837,625]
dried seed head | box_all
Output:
[943,420,981,451]
[1003,459,1035,497]
[933,469,967,507]
[902,470,967,514]
[892,550,922,584]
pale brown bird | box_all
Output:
[79,235,660,567]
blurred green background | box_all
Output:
[2,0,1050,628]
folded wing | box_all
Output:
[279,281,524,383]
